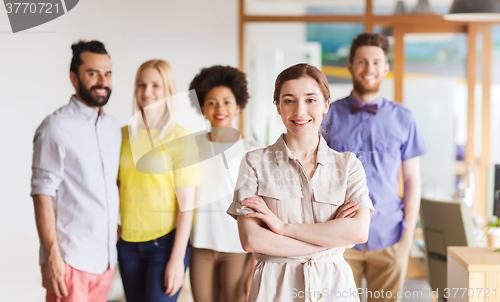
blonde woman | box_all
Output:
[117,60,198,302]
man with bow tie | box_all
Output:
[322,33,428,302]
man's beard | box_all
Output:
[352,76,382,95]
[78,78,112,107]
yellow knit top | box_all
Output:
[118,124,199,242]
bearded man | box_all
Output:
[31,40,120,302]
[321,33,428,302]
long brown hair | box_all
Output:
[273,63,330,105]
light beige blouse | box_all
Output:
[227,134,374,302]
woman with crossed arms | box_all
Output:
[227,63,374,302]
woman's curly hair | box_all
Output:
[189,65,250,110]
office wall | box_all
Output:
[0,0,237,300]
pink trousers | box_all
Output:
[42,263,116,302]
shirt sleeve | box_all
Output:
[401,111,429,161]
[345,154,374,213]
[116,127,126,183]
[30,118,65,197]
[226,152,260,220]
[243,138,262,153]
[321,103,334,146]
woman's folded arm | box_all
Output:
[282,207,371,248]
[237,215,328,257]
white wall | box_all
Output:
[0,0,237,300]
[244,22,310,145]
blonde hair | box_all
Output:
[130,59,178,140]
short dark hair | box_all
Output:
[273,63,330,105]
[70,40,109,74]
[189,65,250,110]
[349,33,389,63]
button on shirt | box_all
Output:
[31,96,121,274]
[322,94,428,251]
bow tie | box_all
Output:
[351,102,378,115]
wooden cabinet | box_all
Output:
[447,247,500,302]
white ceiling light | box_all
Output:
[444,0,500,21]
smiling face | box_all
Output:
[276,76,330,138]
[348,45,389,95]
[201,86,241,128]
[70,51,112,108]
[135,67,167,110]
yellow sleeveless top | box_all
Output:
[118,124,199,242]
